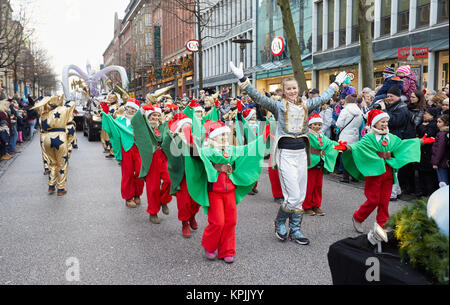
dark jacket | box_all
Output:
[385,99,410,139]
[417,120,439,172]
[403,103,424,139]
[432,130,449,169]
[0,111,12,135]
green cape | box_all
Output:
[102,114,135,161]
[308,132,339,172]
[342,133,421,182]
[185,116,265,214]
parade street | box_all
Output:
[0,133,410,285]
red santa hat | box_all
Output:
[204,120,231,140]
[169,113,192,134]
[126,98,140,111]
[189,99,203,112]
[367,109,390,127]
[142,104,162,117]
[243,108,256,121]
[308,114,323,125]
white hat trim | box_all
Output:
[194,106,203,112]
[308,117,323,125]
[173,118,192,133]
[145,107,162,117]
[371,112,390,127]
[208,126,231,139]
[126,102,140,110]
[244,109,256,121]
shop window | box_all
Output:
[417,0,431,28]
[397,0,409,32]
[339,0,346,46]
[317,1,323,51]
[327,0,334,49]
[380,0,391,36]
[438,0,449,23]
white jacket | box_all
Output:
[336,103,363,144]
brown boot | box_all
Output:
[313,207,326,216]
[48,187,56,194]
[126,199,137,208]
[149,214,160,224]
[161,203,169,215]
[303,209,316,216]
[182,221,191,238]
[134,197,141,205]
[1,154,12,161]
[189,215,199,231]
[57,190,68,197]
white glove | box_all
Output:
[230,62,244,80]
[334,72,348,86]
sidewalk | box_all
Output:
[0,135,35,179]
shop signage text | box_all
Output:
[271,37,285,57]
[398,47,429,59]
[186,40,199,53]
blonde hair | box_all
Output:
[0,100,9,114]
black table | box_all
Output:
[328,235,433,285]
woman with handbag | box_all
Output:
[336,94,363,183]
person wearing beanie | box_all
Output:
[185,118,265,263]
[416,106,441,196]
[102,98,145,208]
[335,109,435,232]
[396,65,417,100]
[335,93,364,183]
[371,66,404,108]
[339,77,356,100]
[303,114,339,216]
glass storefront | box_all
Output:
[257,0,312,65]
[437,50,449,90]
[256,72,312,93]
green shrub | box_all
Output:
[386,198,449,284]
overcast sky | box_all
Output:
[12,0,128,89]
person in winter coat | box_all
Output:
[339,77,356,100]
[397,90,427,195]
[432,114,449,186]
[416,107,440,196]
[320,101,334,138]
[397,65,417,100]
[336,93,363,183]
[371,65,404,107]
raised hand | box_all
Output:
[229,62,244,80]
[237,100,243,112]
[334,72,348,86]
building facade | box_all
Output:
[254,0,449,94]
[194,0,257,96]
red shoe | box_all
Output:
[182,221,191,238]
[223,256,235,264]
[189,215,198,231]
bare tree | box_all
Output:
[277,0,308,93]
[156,0,235,91]
[358,0,374,88]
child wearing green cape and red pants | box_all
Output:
[303,114,339,216]
[186,118,265,264]
[335,109,436,232]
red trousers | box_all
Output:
[354,165,393,227]
[146,149,172,215]
[202,190,237,259]
[303,168,323,210]
[176,176,200,221]
[121,145,144,201]
[268,157,283,198]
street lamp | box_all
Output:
[232,37,253,66]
